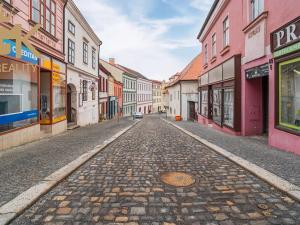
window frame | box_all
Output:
[68,39,75,65]
[223,16,229,47]
[250,0,264,21]
[212,33,217,57]
[83,41,88,65]
[82,80,88,101]
[204,44,208,64]
[30,0,56,36]
[68,20,75,35]
[276,55,300,135]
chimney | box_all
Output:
[109,58,115,65]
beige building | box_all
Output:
[152,80,163,113]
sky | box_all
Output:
[73,0,214,81]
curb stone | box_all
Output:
[162,118,300,202]
[0,120,140,225]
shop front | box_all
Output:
[0,41,40,150]
[39,53,67,135]
[269,16,300,154]
[198,55,242,135]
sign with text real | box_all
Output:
[271,16,300,57]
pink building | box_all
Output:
[0,0,67,151]
[197,0,300,155]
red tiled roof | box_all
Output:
[167,53,203,87]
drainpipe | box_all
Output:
[97,41,102,122]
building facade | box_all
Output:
[161,81,169,111]
[0,0,67,151]
[197,0,300,155]
[167,54,202,121]
[65,0,101,127]
[108,75,117,119]
[242,0,300,154]
[197,0,243,135]
[137,76,152,114]
[122,73,137,117]
[152,80,163,113]
[114,80,123,117]
[99,64,109,121]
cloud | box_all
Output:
[73,0,204,80]
[189,0,215,12]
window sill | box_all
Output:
[243,11,268,33]
[210,56,217,64]
[220,45,230,56]
[28,19,59,42]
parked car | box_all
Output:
[133,112,143,119]
[159,108,166,114]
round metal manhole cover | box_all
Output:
[160,172,196,187]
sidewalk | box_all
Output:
[0,118,134,207]
[167,118,300,187]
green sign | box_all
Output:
[274,42,300,58]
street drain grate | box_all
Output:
[160,172,195,187]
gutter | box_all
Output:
[197,0,219,40]
[180,81,182,117]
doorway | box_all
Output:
[188,101,196,121]
[262,76,269,134]
[67,84,77,124]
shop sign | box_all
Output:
[0,109,38,125]
[271,16,300,57]
[2,40,38,64]
[246,64,269,79]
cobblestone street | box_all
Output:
[12,116,300,225]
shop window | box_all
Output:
[224,88,234,127]
[31,0,56,36]
[0,57,38,132]
[223,16,229,47]
[250,0,263,21]
[83,42,88,64]
[200,90,208,117]
[68,20,75,35]
[68,39,75,65]
[52,73,66,123]
[82,80,88,101]
[278,58,300,132]
[213,89,222,125]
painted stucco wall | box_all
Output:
[181,81,198,121]
[101,60,123,83]
[152,82,163,113]
[167,84,180,118]
[123,74,137,117]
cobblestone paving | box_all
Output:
[167,118,300,187]
[12,116,300,225]
[0,118,134,207]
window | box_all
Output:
[223,16,229,47]
[250,0,264,21]
[52,73,66,121]
[213,89,222,125]
[92,48,96,69]
[204,44,208,64]
[83,42,88,64]
[212,33,217,57]
[200,90,208,117]
[31,0,56,36]
[224,88,234,127]
[278,58,300,133]
[0,57,38,133]
[82,80,88,101]
[68,21,75,35]
[68,39,75,64]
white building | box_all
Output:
[167,54,202,121]
[137,76,153,114]
[65,0,101,127]
[152,80,163,113]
